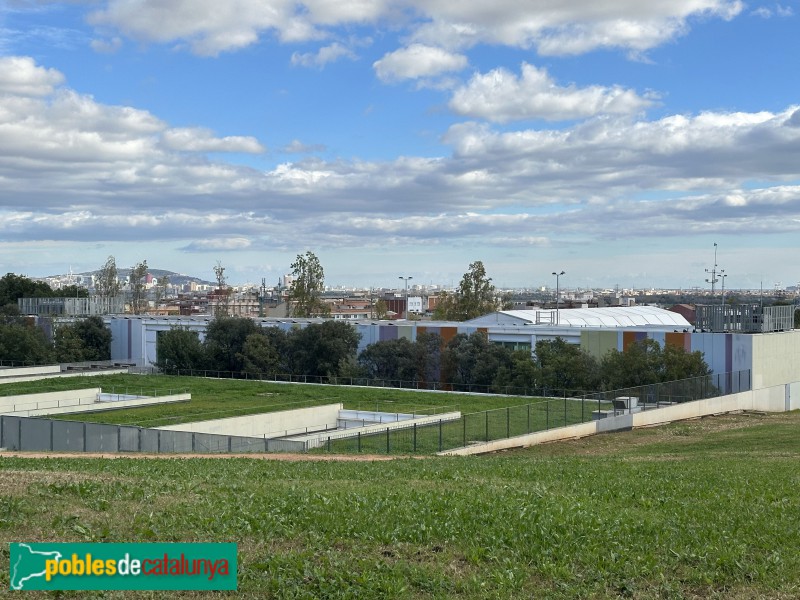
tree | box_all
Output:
[358,338,418,383]
[212,261,230,317]
[0,322,54,365]
[203,316,260,374]
[241,329,288,377]
[55,316,112,362]
[53,285,88,298]
[288,251,329,317]
[154,327,205,374]
[55,326,86,363]
[533,338,601,394]
[287,321,360,378]
[441,331,514,389]
[600,339,711,390]
[433,261,501,321]
[95,256,121,312]
[492,350,540,395]
[413,331,442,387]
[0,273,53,311]
[72,316,112,360]
[154,274,170,306]
[374,298,388,320]
[129,261,148,314]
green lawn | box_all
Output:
[1,411,799,598]
[0,374,537,428]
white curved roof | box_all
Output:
[468,306,691,329]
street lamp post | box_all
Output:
[551,271,565,325]
[398,276,413,319]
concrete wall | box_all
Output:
[441,381,799,456]
[0,365,61,379]
[751,331,800,389]
[3,393,190,418]
[295,411,463,449]
[156,403,343,438]
[0,388,101,413]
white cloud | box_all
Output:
[282,139,326,153]
[450,63,655,122]
[3,56,800,257]
[373,44,468,82]
[161,128,265,153]
[409,0,744,55]
[78,0,745,59]
[90,36,123,53]
[290,42,356,68]
[0,56,64,96]
[181,237,253,252]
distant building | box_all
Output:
[19,296,124,317]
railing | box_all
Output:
[314,370,752,455]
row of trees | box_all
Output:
[0,316,112,365]
[155,316,711,395]
[0,273,87,313]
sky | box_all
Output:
[1,1,799,291]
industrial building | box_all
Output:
[104,305,800,389]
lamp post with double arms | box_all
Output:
[552,271,565,325]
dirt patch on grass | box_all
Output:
[0,469,123,495]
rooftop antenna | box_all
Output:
[705,242,723,298]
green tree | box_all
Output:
[54,316,112,362]
[600,339,711,390]
[0,322,55,365]
[0,273,53,311]
[129,261,148,314]
[203,316,260,374]
[433,261,501,321]
[155,327,205,374]
[288,251,329,317]
[241,329,288,377]
[413,331,442,387]
[492,350,540,395]
[358,338,418,383]
[534,338,601,394]
[441,331,514,389]
[374,298,388,319]
[53,285,88,298]
[154,274,170,306]
[72,316,112,360]
[54,326,86,362]
[287,321,360,378]
[95,256,121,312]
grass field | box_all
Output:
[0,374,542,428]
[1,411,799,598]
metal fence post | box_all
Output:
[546,401,549,430]
[485,411,489,441]
[438,419,443,452]
[506,407,510,438]
[82,421,86,452]
[386,427,390,454]
[358,431,362,453]
[564,396,567,427]
[527,403,531,433]
[413,424,417,453]
[462,417,466,448]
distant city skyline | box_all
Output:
[1,2,799,290]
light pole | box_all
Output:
[552,271,565,325]
[398,276,413,319]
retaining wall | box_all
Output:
[440,381,800,456]
[156,403,343,438]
